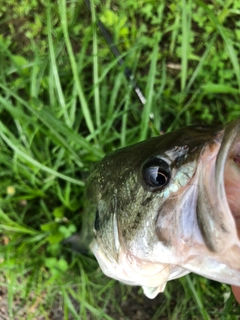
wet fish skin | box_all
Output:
[87,120,240,298]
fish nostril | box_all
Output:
[94,209,100,231]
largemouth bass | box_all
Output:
[87,119,240,298]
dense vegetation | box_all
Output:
[0,0,240,318]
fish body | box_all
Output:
[87,119,240,298]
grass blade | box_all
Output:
[0,122,85,186]
[47,3,71,127]
[181,0,191,91]
[185,275,210,320]
[90,0,101,128]
[58,0,95,136]
[194,0,240,90]
[140,35,159,141]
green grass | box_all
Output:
[0,0,240,318]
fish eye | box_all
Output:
[141,158,170,190]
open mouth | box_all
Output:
[208,119,240,244]
[194,120,240,253]
[221,120,240,240]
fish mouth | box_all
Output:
[197,119,240,253]
[218,119,240,240]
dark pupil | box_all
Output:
[148,167,167,187]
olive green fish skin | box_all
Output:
[87,120,240,298]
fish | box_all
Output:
[86,119,240,299]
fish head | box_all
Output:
[87,119,240,298]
